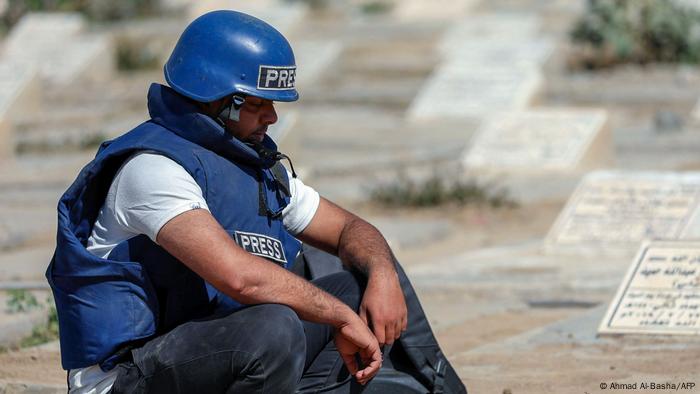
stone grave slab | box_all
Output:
[45,35,112,86]
[293,40,342,88]
[407,64,542,120]
[690,97,700,127]
[462,109,610,173]
[440,14,542,48]
[267,111,298,143]
[407,241,628,298]
[0,62,41,160]
[545,171,700,255]
[2,13,112,86]
[0,62,41,120]
[0,119,10,161]
[188,0,308,36]
[599,240,700,335]
[393,0,478,21]
[445,39,555,70]
[439,14,552,68]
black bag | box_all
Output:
[292,245,467,394]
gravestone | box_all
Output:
[188,0,308,36]
[0,62,41,120]
[0,62,41,161]
[439,14,551,67]
[407,64,542,120]
[445,39,555,70]
[545,171,700,255]
[393,0,478,21]
[599,240,700,335]
[440,14,541,47]
[0,119,10,161]
[267,111,298,143]
[462,109,610,173]
[293,40,342,88]
[2,13,112,86]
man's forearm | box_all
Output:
[157,208,357,328]
[337,216,396,278]
[233,255,357,327]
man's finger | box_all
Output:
[357,347,382,383]
[359,306,368,325]
[385,325,395,345]
[373,320,386,345]
[340,353,358,376]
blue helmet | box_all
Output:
[164,10,298,103]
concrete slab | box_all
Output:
[463,109,611,173]
[188,0,308,36]
[293,40,343,88]
[0,118,11,162]
[599,241,700,335]
[0,62,41,121]
[545,171,700,256]
[439,14,553,69]
[0,246,53,283]
[365,216,454,252]
[440,13,542,48]
[393,0,478,21]
[0,62,41,161]
[407,64,542,120]
[1,13,113,86]
[446,38,556,69]
[267,111,298,143]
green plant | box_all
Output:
[5,289,39,313]
[360,1,393,15]
[21,303,59,348]
[570,0,700,69]
[116,37,161,71]
[369,174,515,208]
[1,0,160,32]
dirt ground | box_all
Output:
[7,199,696,393]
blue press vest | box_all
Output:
[45,84,301,371]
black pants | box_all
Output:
[111,270,366,393]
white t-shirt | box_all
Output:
[68,152,320,393]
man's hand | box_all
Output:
[296,197,409,346]
[359,267,408,346]
[334,316,382,385]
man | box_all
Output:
[46,10,466,393]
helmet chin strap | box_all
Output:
[217,94,246,125]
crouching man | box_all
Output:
[46,10,467,394]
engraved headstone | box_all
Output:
[545,171,700,254]
[599,240,700,335]
[462,109,610,172]
[407,64,542,120]
[188,0,308,36]
[2,13,112,85]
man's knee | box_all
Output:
[245,304,306,375]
